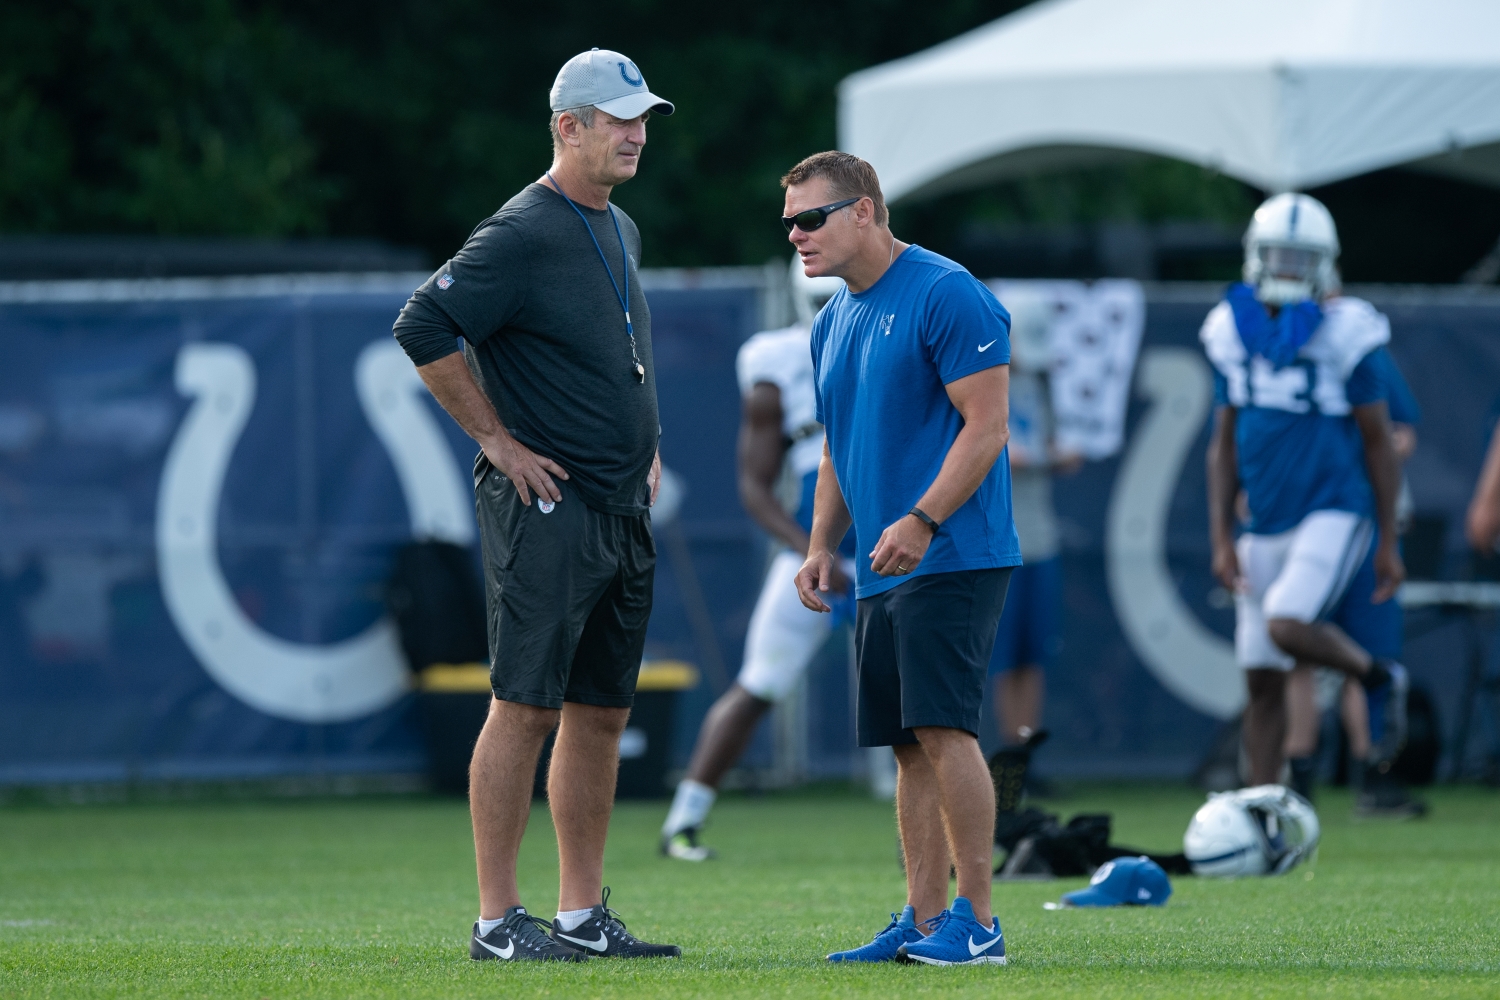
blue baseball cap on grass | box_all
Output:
[1059,857,1172,907]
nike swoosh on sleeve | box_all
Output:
[978,340,997,352]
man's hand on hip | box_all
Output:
[794,549,839,612]
[870,515,932,578]
[481,431,569,506]
[648,449,662,506]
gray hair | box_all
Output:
[549,105,596,151]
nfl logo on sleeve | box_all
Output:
[437,273,455,290]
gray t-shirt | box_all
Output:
[393,183,659,515]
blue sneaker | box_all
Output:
[896,897,1006,966]
[827,905,922,962]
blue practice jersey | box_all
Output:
[1201,293,1390,535]
[1365,346,1420,427]
[811,245,1020,599]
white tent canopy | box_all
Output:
[840,0,1500,203]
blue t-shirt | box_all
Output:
[1200,294,1392,535]
[811,246,1021,599]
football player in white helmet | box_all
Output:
[1183,785,1320,877]
[1203,193,1412,798]
[659,257,856,860]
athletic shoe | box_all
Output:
[549,887,681,958]
[895,897,1006,967]
[470,906,587,962]
[1367,661,1410,766]
[826,905,923,962]
[1356,763,1428,819]
[661,826,715,862]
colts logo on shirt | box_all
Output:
[437,273,455,290]
[878,313,896,336]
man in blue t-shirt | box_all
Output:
[785,152,1018,968]
[1204,192,1410,792]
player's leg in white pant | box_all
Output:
[662,552,845,856]
[1263,510,1374,673]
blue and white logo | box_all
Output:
[879,313,896,336]
[437,273,454,290]
[619,60,643,87]
[538,499,555,514]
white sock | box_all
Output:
[662,779,716,836]
[477,915,506,936]
[554,907,592,931]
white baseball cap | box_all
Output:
[550,48,674,119]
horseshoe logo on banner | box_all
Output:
[156,341,473,723]
[1105,347,1244,720]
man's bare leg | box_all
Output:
[548,702,631,912]
[1267,619,1372,678]
[471,698,560,919]
[1340,677,1372,760]
[893,743,950,927]
[995,666,1043,745]
[1243,669,1288,786]
[1284,666,1320,760]
[912,726,995,927]
[684,684,773,787]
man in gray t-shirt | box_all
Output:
[392,49,679,963]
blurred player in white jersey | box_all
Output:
[660,258,856,860]
[1204,193,1411,793]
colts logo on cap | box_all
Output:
[619,60,643,87]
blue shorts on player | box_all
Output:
[986,556,1062,675]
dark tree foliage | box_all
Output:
[2,0,1058,265]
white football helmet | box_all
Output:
[1242,193,1340,305]
[790,254,845,327]
[1184,784,1320,878]
[1002,285,1053,373]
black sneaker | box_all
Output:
[1355,763,1428,819]
[550,887,681,958]
[471,906,587,962]
[1366,661,1410,766]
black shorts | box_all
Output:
[854,567,1013,747]
[477,467,654,710]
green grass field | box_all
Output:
[1,782,1497,998]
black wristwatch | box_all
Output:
[907,506,940,535]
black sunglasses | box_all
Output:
[781,197,860,233]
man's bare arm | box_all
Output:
[736,384,809,553]
[1354,400,1405,601]
[1206,405,1242,590]
[868,365,1010,577]
[795,441,855,612]
[415,352,567,505]
[1467,421,1500,552]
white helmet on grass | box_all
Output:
[1243,193,1340,305]
[1184,784,1320,877]
[790,254,845,327]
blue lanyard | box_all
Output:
[545,172,645,382]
